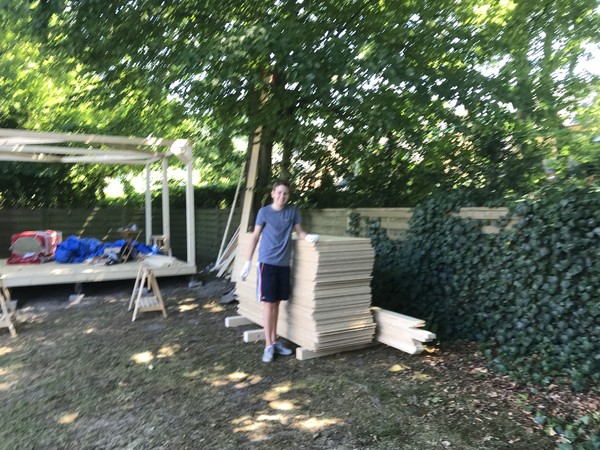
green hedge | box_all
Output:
[368,183,600,392]
[99,184,238,208]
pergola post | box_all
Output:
[185,145,195,265]
[145,163,152,245]
[161,157,170,253]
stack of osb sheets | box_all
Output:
[234,234,376,353]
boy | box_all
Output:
[240,180,319,362]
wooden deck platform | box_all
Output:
[0,258,196,288]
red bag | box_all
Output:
[7,230,62,264]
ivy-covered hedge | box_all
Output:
[368,183,600,392]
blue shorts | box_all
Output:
[256,263,291,303]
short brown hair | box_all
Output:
[272,179,290,190]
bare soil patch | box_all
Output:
[0,275,578,449]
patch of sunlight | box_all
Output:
[233,412,307,440]
[255,413,285,422]
[131,351,154,364]
[410,372,432,381]
[178,303,198,312]
[234,374,262,389]
[232,415,273,441]
[182,369,203,378]
[209,377,230,387]
[232,414,253,426]
[297,416,341,431]
[84,327,96,334]
[157,344,180,358]
[203,303,225,313]
[179,297,196,303]
[269,400,297,411]
[227,371,249,382]
[389,364,409,373]
[0,346,14,356]
[263,382,292,401]
[0,381,16,391]
[57,412,79,425]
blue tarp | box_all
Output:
[55,235,157,263]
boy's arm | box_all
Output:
[294,223,307,241]
[247,225,262,260]
[240,225,262,280]
[295,224,319,243]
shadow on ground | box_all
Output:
[0,275,555,449]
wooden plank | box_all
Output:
[377,327,435,344]
[0,259,195,288]
[0,127,175,148]
[239,127,262,233]
[376,336,423,355]
[295,343,375,361]
[371,307,435,354]
[455,207,509,220]
[371,307,426,328]
[481,225,502,234]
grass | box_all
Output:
[0,277,556,449]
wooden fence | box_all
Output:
[0,207,512,267]
[301,208,414,239]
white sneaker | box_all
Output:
[273,340,293,356]
[262,345,274,363]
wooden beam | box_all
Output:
[184,146,196,266]
[145,164,152,245]
[239,127,262,233]
[60,155,155,164]
[295,343,375,361]
[0,152,62,163]
[0,144,158,157]
[0,127,176,147]
[216,163,245,263]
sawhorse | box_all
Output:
[128,264,167,322]
[0,283,17,337]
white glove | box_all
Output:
[305,234,319,243]
[240,260,251,280]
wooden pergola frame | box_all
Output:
[0,127,196,277]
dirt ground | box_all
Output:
[0,274,585,449]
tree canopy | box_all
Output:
[0,0,598,207]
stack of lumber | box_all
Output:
[371,307,436,354]
[233,233,377,355]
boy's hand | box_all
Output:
[305,234,319,244]
[240,260,251,280]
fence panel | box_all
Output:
[301,208,413,239]
[0,206,512,263]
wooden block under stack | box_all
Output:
[234,233,377,356]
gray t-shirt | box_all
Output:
[256,204,301,267]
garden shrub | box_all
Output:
[368,182,600,392]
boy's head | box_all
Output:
[271,179,291,209]
[271,180,290,191]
